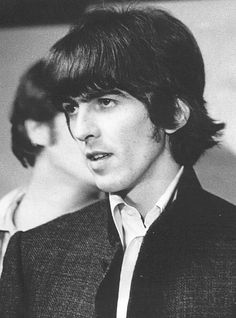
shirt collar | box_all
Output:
[0,188,26,234]
[155,166,183,211]
[109,166,184,245]
[145,166,183,227]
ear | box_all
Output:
[25,119,51,146]
[164,99,190,134]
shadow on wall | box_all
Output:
[195,144,236,205]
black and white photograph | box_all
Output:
[0,0,236,317]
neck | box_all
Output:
[120,149,181,218]
[14,158,103,231]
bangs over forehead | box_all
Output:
[46,8,169,99]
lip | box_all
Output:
[86,151,112,162]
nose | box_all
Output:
[71,103,99,143]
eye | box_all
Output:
[98,98,116,108]
[62,101,78,115]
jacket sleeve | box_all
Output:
[0,232,25,318]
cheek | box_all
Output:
[118,115,155,148]
[115,110,148,137]
[113,123,152,170]
[109,124,140,159]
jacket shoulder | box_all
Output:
[184,188,236,243]
[200,189,236,218]
[8,199,112,273]
[26,198,109,233]
[19,198,110,250]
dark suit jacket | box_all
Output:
[0,199,119,318]
[1,168,236,317]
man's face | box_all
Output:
[64,90,168,195]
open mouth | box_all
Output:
[87,153,112,161]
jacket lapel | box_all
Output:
[99,199,122,277]
[126,167,206,317]
[96,168,206,318]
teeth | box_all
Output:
[91,153,109,161]
[94,154,105,159]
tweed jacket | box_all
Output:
[96,168,236,317]
[1,168,236,317]
[0,199,119,318]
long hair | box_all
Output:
[46,7,224,166]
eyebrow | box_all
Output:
[97,89,128,98]
[67,89,129,103]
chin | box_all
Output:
[95,179,124,194]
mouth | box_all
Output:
[86,152,112,162]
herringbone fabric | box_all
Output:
[0,199,119,318]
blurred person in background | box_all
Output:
[0,59,104,275]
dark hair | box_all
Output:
[10,59,58,167]
[46,6,224,166]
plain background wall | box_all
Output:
[0,0,236,204]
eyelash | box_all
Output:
[97,98,116,108]
[61,97,117,115]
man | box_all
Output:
[1,6,236,318]
[0,59,103,275]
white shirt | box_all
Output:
[0,187,26,275]
[109,167,183,318]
